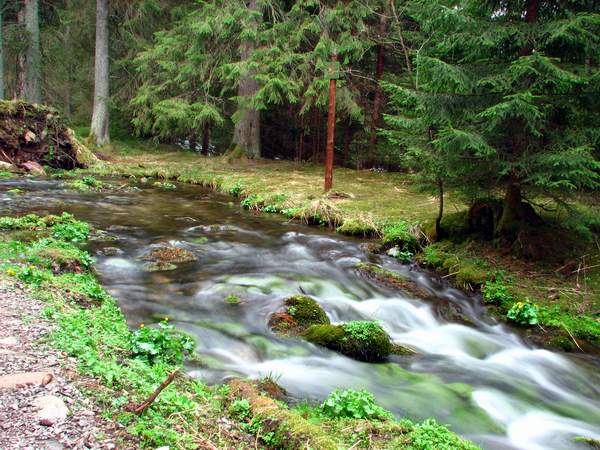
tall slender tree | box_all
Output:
[230,0,261,159]
[24,0,40,103]
[0,0,4,100]
[90,0,110,145]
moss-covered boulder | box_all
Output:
[284,295,330,328]
[268,295,329,336]
[302,321,394,363]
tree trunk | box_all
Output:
[90,0,110,146]
[230,0,260,159]
[201,122,210,155]
[435,177,444,238]
[24,0,41,104]
[63,0,72,118]
[0,0,4,100]
[17,8,26,99]
[324,53,337,192]
[368,44,385,164]
[496,180,524,238]
[525,0,538,23]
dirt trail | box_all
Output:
[0,280,135,450]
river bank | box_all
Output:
[80,139,599,352]
[0,207,483,449]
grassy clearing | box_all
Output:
[0,211,480,449]
[78,138,600,352]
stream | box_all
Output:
[2,177,600,450]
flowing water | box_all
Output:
[2,177,600,450]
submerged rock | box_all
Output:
[355,262,436,300]
[142,246,196,264]
[143,261,178,272]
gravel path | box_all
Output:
[0,280,136,450]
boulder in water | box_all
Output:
[302,321,394,363]
[142,246,196,264]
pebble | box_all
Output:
[33,395,69,426]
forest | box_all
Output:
[0,0,599,449]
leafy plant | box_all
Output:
[153,181,177,190]
[383,221,418,250]
[320,389,392,420]
[343,321,386,342]
[507,301,539,326]
[262,204,278,213]
[224,294,241,305]
[52,220,90,242]
[228,398,251,421]
[482,275,513,305]
[229,182,243,196]
[130,319,195,364]
[240,194,265,210]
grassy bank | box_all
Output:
[0,211,479,449]
[79,138,600,351]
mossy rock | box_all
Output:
[283,295,330,328]
[142,246,196,264]
[302,321,393,363]
[391,343,416,355]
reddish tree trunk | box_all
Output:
[324,54,338,192]
[525,0,538,23]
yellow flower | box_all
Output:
[28,265,35,270]
[140,323,145,328]
[164,317,169,321]
[6,268,16,277]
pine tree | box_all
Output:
[384,0,600,241]
[90,0,110,145]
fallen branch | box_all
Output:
[128,369,178,416]
[561,323,585,353]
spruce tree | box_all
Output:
[384,0,600,241]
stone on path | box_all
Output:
[0,336,20,346]
[32,395,69,426]
[0,371,54,389]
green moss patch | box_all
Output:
[302,321,394,363]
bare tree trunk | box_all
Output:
[63,0,72,118]
[231,0,260,158]
[90,0,110,145]
[17,8,26,99]
[435,177,444,237]
[201,122,210,155]
[24,0,41,103]
[0,0,4,100]
[368,44,385,163]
